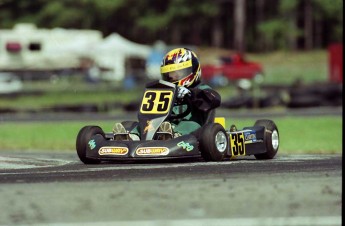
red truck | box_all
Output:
[201,53,264,87]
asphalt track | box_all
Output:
[0,153,342,226]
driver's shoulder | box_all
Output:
[194,83,212,90]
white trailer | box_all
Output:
[0,23,103,78]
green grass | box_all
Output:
[247,50,328,84]
[0,90,140,110]
[0,116,342,154]
[0,77,142,110]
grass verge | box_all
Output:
[0,116,341,154]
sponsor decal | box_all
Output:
[161,61,192,73]
[88,139,96,150]
[245,134,256,140]
[136,147,169,156]
[244,131,257,144]
[177,141,194,152]
[98,147,128,155]
[144,120,155,133]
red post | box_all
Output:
[328,43,343,83]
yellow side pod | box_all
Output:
[214,117,225,128]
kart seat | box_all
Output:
[201,109,216,125]
[190,109,216,139]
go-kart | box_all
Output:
[76,80,279,164]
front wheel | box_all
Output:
[199,123,228,161]
[76,126,104,164]
[254,119,279,159]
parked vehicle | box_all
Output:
[201,53,264,87]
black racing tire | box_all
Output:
[254,119,279,160]
[76,126,104,164]
[288,95,322,108]
[199,123,228,161]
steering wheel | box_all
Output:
[169,97,192,120]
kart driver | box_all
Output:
[113,47,221,140]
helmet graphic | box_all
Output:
[160,48,201,87]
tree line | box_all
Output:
[0,0,342,52]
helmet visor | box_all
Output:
[162,67,193,83]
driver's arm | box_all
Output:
[189,86,221,112]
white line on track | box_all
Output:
[13,216,341,226]
[0,156,71,169]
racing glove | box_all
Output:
[177,86,191,99]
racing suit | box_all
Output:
[170,83,221,135]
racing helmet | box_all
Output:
[160,48,201,87]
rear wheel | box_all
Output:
[76,126,104,164]
[199,123,228,161]
[254,120,279,159]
